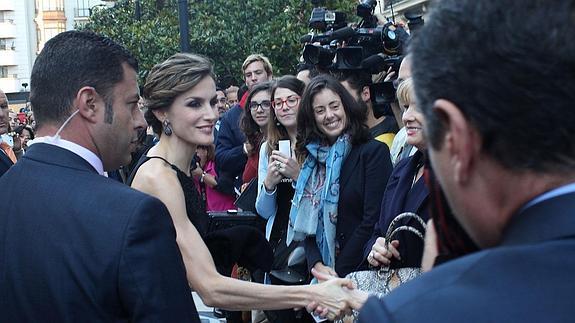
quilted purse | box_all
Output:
[336,212,427,323]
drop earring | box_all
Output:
[163,119,173,136]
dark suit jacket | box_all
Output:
[215,104,247,194]
[0,148,13,177]
[362,151,429,269]
[0,143,200,322]
[305,139,393,277]
[359,190,575,323]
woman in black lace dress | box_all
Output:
[128,53,359,319]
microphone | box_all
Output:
[361,53,387,73]
[300,34,313,43]
[330,26,356,40]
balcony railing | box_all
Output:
[0,44,15,50]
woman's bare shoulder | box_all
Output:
[131,157,179,194]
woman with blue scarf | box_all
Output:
[288,75,393,279]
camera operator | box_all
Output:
[337,70,399,148]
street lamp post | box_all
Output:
[135,0,141,21]
[178,0,190,52]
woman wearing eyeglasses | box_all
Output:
[288,74,393,281]
[240,82,272,187]
[255,76,309,321]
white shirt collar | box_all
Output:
[521,182,575,212]
[28,136,105,175]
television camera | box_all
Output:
[301,0,422,117]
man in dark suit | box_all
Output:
[0,89,15,176]
[0,31,200,322]
[359,0,575,322]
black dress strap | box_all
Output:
[146,156,183,173]
[127,153,208,237]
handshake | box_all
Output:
[303,268,369,321]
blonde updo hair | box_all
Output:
[143,53,215,135]
[396,77,414,109]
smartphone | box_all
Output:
[278,139,291,157]
[0,134,14,147]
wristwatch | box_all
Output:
[200,171,207,183]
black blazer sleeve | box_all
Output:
[362,157,407,264]
[335,141,393,277]
[305,236,323,273]
[119,196,200,322]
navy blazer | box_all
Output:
[0,148,13,177]
[362,150,429,269]
[305,139,393,277]
[359,190,575,323]
[0,143,200,322]
[215,104,247,193]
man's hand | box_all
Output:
[306,275,356,321]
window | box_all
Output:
[41,0,64,11]
[0,67,8,78]
[75,0,90,17]
[44,21,65,42]
[0,39,14,51]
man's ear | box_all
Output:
[433,99,481,185]
[361,85,371,103]
[75,87,101,123]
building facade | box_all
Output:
[0,0,110,103]
[376,0,430,27]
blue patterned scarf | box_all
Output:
[287,134,351,268]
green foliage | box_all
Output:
[82,0,356,87]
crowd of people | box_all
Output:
[1,0,574,322]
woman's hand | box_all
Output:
[191,162,203,178]
[367,237,401,267]
[244,141,255,156]
[263,155,283,192]
[312,262,339,283]
[270,150,300,181]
